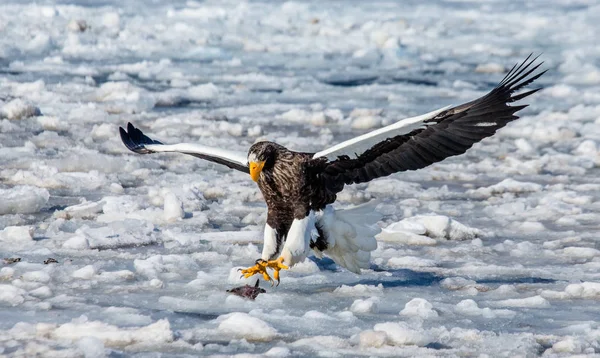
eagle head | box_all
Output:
[247,141,278,182]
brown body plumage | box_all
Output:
[248,142,334,259]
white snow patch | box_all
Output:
[455,299,515,319]
[187,83,219,101]
[387,256,438,268]
[494,295,550,308]
[0,186,49,215]
[56,200,104,220]
[0,226,34,243]
[0,284,27,306]
[0,267,15,280]
[542,282,600,300]
[333,284,384,296]
[50,317,173,347]
[265,347,291,357]
[77,336,106,358]
[552,337,584,354]
[349,297,379,314]
[163,192,185,222]
[62,235,90,250]
[72,265,97,280]
[378,215,480,242]
[217,312,277,341]
[400,298,438,319]
[373,322,432,346]
[1,99,41,119]
[22,271,51,283]
[358,330,388,348]
[475,63,505,73]
[468,178,542,199]
[291,335,349,349]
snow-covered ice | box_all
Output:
[1,0,600,356]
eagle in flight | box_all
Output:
[120,55,545,285]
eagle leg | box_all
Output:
[238,257,289,286]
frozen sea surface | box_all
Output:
[1,0,600,356]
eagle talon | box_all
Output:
[240,257,288,285]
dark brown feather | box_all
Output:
[314,56,545,198]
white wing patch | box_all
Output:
[313,105,451,161]
[475,122,497,127]
[145,143,248,168]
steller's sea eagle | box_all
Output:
[120,55,545,285]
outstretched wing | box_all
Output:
[314,54,546,191]
[119,122,249,173]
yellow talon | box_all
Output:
[239,260,272,282]
[239,257,289,286]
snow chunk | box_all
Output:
[440,277,489,292]
[0,186,49,215]
[552,337,584,353]
[468,178,542,199]
[564,282,600,299]
[102,12,121,33]
[333,284,384,296]
[279,109,330,126]
[292,335,349,350]
[378,215,480,242]
[387,256,438,268]
[187,83,219,101]
[22,271,51,283]
[95,82,155,113]
[351,116,381,129]
[217,312,277,341]
[78,220,155,249]
[562,247,600,259]
[0,267,15,280]
[475,63,505,73]
[495,295,550,308]
[163,192,184,222]
[373,322,432,346]
[29,286,53,299]
[1,99,41,120]
[265,347,291,357]
[0,284,27,306]
[77,336,105,358]
[288,258,320,274]
[455,299,515,319]
[56,200,104,220]
[63,236,90,250]
[103,307,152,326]
[72,265,97,280]
[574,139,597,155]
[0,226,34,243]
[134,254,198,280]
[400,298,438,319]
[51,317,173,347]
[350,297,379,314]
[376,220,437,245]
[359,330,388,348]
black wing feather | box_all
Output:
[318,55,545,192]
[119,122,163,154]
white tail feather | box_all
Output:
[314,203,381,274]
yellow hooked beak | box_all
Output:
[249,161,265,182]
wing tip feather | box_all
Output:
[119,122,162,154]
[500,54,546,97]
